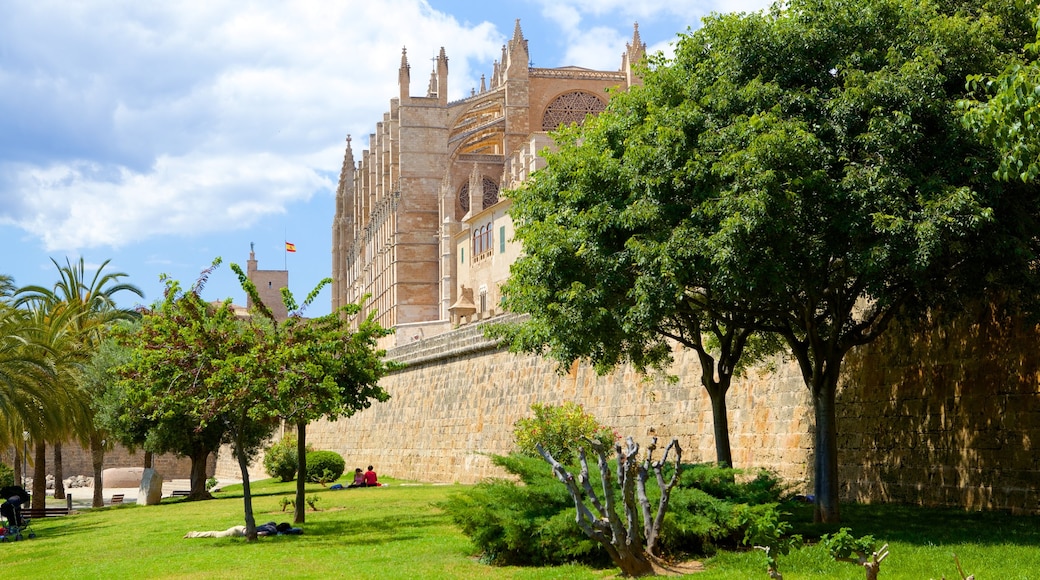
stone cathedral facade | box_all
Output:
[331,21,645,343]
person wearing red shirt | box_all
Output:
[363,466,381,487]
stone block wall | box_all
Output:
[296,316,813,487]
[216,303,1040,514]
[1,443,207,484]
[838,302,1040,513]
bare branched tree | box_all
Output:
[537,436,681,577]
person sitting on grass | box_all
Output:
[347,468,366,488]
[363,465,381,487]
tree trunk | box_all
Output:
[295,420,306,524]
[13,446,22,488]
[143,451,153,469]
[235,437,257,541]
[614,545,656,577]
[707,383,733,468]
[90,434,104,508]
[188,447,212,499]
[812,381,840,524]
[53,442,65,500]
[32,441,46,509]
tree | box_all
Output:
[16,258,142,507]
[502,0,1040,523]
[537,437,682,577]
[115,261,269,509]
[498,111,779,468]
[229,263,397,524]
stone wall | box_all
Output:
[216,303,1040,514]
[289,316,814,487]
[838,302,1040,513]
[1,443,208,484]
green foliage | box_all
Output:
[205,477,218,492]
[679,464,790,505]
[305,450,345,483]
[499,0,1040,522]
[306,494,320,510]
[821,527,878,560]
[439,454,797,567]
[438,453,611,567]
[512,402,615,465]
[264,436,311,482]
[279,496,293,512]
[0,462,13,487]
[656,464,794,558]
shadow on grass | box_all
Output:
[788,502,1040,546]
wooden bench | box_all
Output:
[170,490,191,498]
[22,506,71,518]
[109,494,124,505]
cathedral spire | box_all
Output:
[504,19,529,78]
[623,23,647,86]
[436,46,449,105]
[399,46,411,101]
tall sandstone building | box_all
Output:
[331,21,645,341]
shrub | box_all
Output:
[437,453,611,567]
[513,402,616,465]
[263,436,311,482]
[0,463,13,488]
[657,463,793,557]
[305,450,345,483]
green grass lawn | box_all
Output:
[3,478,1039,579]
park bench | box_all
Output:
[171,490,190,498]
[109,494,124,505]
[22,506,71,518]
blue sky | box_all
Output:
[0,0,773,315]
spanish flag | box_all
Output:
[285,242,297,253]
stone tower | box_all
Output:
[247,244,289,321]
[331,21,646,342]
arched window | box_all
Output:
[458,183,470,214]
[542,91,607,130]
[482,177,499,209]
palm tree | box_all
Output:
[17,258,142,506]
[0,277,57,486]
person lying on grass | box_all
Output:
[183,522,301,538]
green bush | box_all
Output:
[263,436,312,482]
[437,453,611,567]
[440,455,798,566]
[658,463,793,558]
[513,402,616,465]
[305,450,345,483]
[0,463,13,487]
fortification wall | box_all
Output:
[214,304,1040,514]
[838,302,1040,513]
[297,316,814,487]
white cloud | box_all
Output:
[0,0,506,252]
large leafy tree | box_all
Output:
[114,261,269,510]
[498,114,779,469]
[503,0,1039,524]
[229,263,397,524]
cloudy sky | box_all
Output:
[0,0,773,315]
